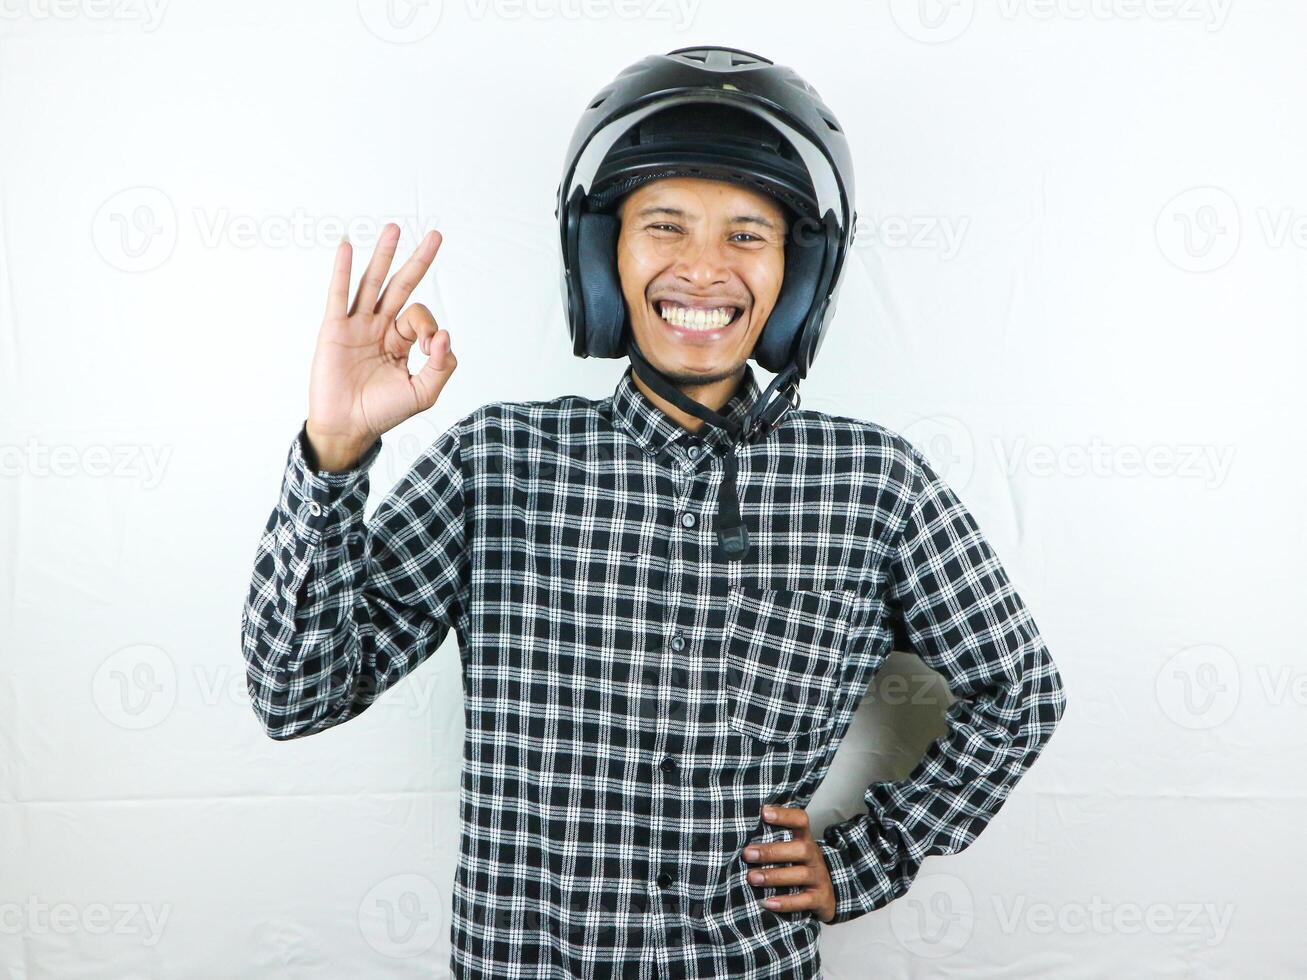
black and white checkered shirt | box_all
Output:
[242,361,1067,979]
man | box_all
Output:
[242,46,1067,980]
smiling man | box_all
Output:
[616,174,787,411]
[242,46,1067,980]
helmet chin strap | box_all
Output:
[625,335,801,562]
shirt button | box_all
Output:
[687,445,700,459]
[680,512,696,528]
[307,501,322,517]
[660,757,677,773]
[657,871,674,889]
[670,634,685,651]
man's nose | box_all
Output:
[672,233,730,287]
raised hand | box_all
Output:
[305,223,457,471]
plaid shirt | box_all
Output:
[242,361,1067,979]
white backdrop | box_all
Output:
[1,0,1302,976]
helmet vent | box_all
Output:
[667,47,772,69]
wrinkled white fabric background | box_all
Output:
[1,0,1300,976]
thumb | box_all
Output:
[411,330,457,411]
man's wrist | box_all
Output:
[816,840,848,925]
[303,422,377,473]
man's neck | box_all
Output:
[631,365,745,434]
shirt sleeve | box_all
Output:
[817,441,1068,925]
[240,419,468,740]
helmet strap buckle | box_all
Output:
[741,365,801,444]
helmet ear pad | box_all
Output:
[576,208,823,368]
[577,211,627,358]
[753,233,821,373]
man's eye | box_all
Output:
[731,232,762,243]
[648,223,680,233]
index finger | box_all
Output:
[326,236,353,318]
[349,223,401,316]
[376,229,442,320]
[761,805,812,835]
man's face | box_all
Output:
[616,176,787,387]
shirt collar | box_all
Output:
[610,360,762,460]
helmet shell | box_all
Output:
[556,46,857,379]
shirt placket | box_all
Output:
[645,433,711,980]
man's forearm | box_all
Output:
[241,420,469,740]
[818,626,1066,924]
[816,437,1068,926]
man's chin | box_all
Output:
[629,313,758,389]
[638,351,744,388]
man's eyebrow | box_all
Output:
[634,206,781,231]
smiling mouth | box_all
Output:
[653,300,745,332]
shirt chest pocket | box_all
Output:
[720,585,857,746]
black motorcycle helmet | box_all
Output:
[555,46,857,560]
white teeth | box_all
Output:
[657,302,738,331]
